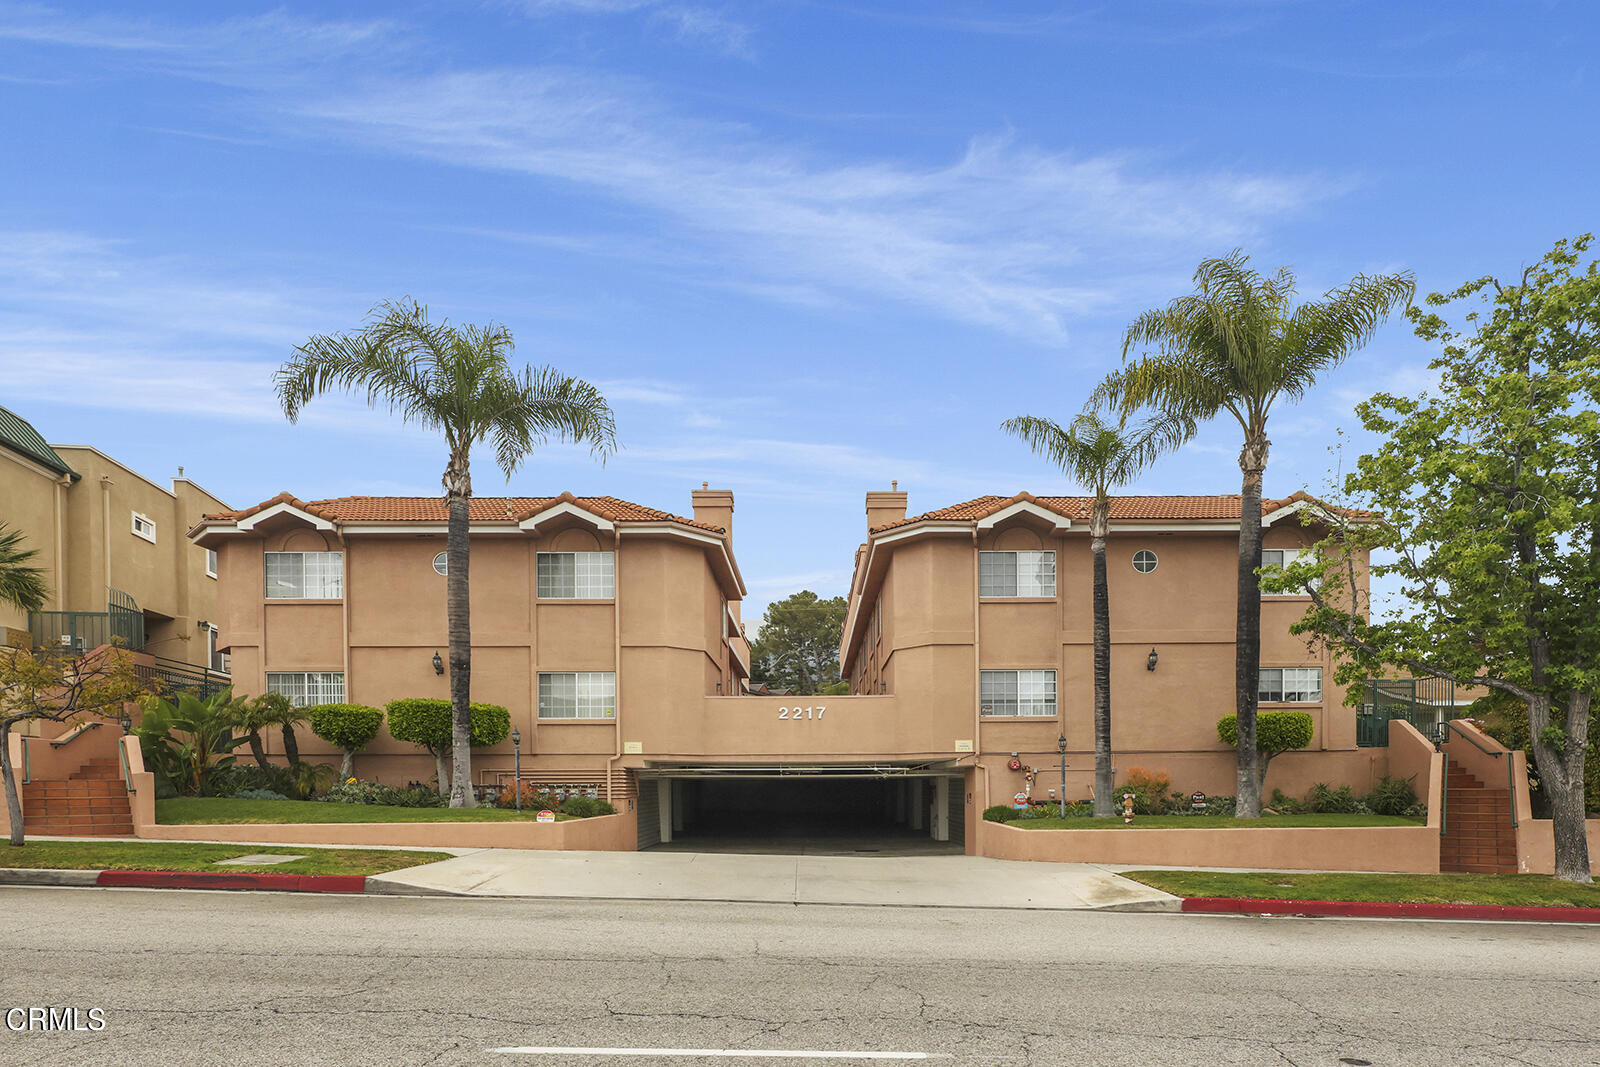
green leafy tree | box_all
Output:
[1217,711,1314,797]
[0,525,48,614]
[1002,410,1191,816]
[0,646,147,845]
[1096,253,1413,817]
[749,591,848,695]
[1272,236,1600,882]
[275,299,616,807]
[386,698,511,796]
[308,703,385,779]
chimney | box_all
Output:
[865,482,907,532]
[692,483,735,538]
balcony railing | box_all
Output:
[136,656,232,701]
[27,609,145,653]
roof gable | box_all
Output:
[0,405,76,479]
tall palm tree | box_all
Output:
[1002,411,1192,816]
[0,525,48,614]
[1094,252,1413,817]
[275,299,617,806]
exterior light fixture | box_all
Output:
[432,651,444,675]
[1146,647,1158,671]
[120,712,133,735]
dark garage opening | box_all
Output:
[646,774,963,855]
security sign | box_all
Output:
[536,810,556,823]
[1012,792,1029,810]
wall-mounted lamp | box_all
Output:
[196,620,210,630]
[432,651,444,675]
[1146,647,1159,671]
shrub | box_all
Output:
[982,804,1019,823]
[1363,775,1419,816]
[317,779,445,807]
[558,796,616,818]
[1218,711,1315,793]
[232,788,290,801]
[1303,782,1362,814]
[1115,767,1183,815]
[287,760,336,800]
[497,783,567,810]
[308,703,384,779]
[385,698,512,796]
[209,762,297,798]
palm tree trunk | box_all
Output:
[1,722,24,847]
[280,722,300,765]
[445,456,475,808]
[1091,505,1114,818]
[1235,431,1269,818]
[248,732,268,769]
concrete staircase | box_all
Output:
[1440,763,1516,874]
[22,757,135,837]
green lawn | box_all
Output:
[157,797,577,825]
[1000,813,1424,830]
[1121,869,1600,908]
[0,840,450,876]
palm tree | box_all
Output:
[0,525,48,614]
[1094,252,1413,817]
[275,299,617,806]
[1002,411,1192,816]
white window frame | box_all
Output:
[265,671,344,707]
[979,669,1057,717]
[205,548,218,578]
[1132,549,1158,574]
[1261,548,1317,596]
[264,551,344,600]
[1259,667,1323,703]
[131,512,157,543]
[537,671,617,719]
[978,550,1056,598]
[432,551,449,576]
[536,551,615,599]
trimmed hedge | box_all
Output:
[1217,711,1315,753]
[385,698,511,753]
[309,703,385,779]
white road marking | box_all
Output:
[489,1049,951,1060]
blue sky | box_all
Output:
[2,1,1595,623]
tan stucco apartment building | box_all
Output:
[0,404,228,672]
[192,480,1405,852]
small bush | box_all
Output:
[1363,775,1419,816]
[288,761,337,800]
[318,779,444,807]
[1115,767,1183,815]
[232,788,290,801]
[496,783,568,810]
[558,796,616,818]
[1169,794,1237,817]
[982,804,1019,823]
[308,703,384,777]
[1303,782,1362,814]
[209,763,297,798]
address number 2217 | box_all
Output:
[778,706,826,720]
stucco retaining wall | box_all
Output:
[1515,820,1600,876]
[136,810,638,851]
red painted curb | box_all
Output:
[96,870,368,894]
[1181,896,1600,923]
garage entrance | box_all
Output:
[637,766,966,856]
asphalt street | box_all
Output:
[1,886,1597,1066]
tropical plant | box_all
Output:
[286,760,337,800]
[136,688,253,797]
[1217,710,1314,797]
[228,692,292,769]
[0,525,48,614]
[307,703,384,779]
[1362,775,1419,817]
[1276,235,1600,881]
[0,645,147,845]
[1096,253,1412,816]
[275,299,617,806]
[385,697,511,797]
[1002,409,1192,816]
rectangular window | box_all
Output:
[979,669,1057,717]
[265,671,344,707]
[1261,548,1317,595]
[978,550,1056,597]
[131,512,157,543]
[1259,667,1322,703]
[536,551,615,598]
[205,548,218,578]
[264,551,343,599]
[538,671,617,719]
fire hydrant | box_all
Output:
[1122,792,1135,824]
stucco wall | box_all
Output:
[136,811,638,851]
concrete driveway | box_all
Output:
[368,848,1178,911]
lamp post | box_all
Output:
[511,727,522,813]
[1057,732,1067,818]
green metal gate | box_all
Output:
[1356,677,1455,747]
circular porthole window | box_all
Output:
[432,551,448,576]
[1132,549,1158,574]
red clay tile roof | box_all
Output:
[198,491,723,533]
[870,490,1357,532]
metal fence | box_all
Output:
[136,656,233,700]
[27,609,145,653]
[1355,677,1456,747]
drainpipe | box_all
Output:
[53,474,71,608]
[971,529,988,813]
[99,475,114,602]
[605,527,624,804]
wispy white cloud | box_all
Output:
[509,0,754,58]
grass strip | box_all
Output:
[157,797,576,824]
[1120,869,1600,908]
[0,840,451,877]
[1002,813,1424,830]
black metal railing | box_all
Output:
[28,587,147,652]
[136,656,232,700]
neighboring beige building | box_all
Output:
[0,404,228,672]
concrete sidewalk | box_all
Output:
[367,848,1179,911]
